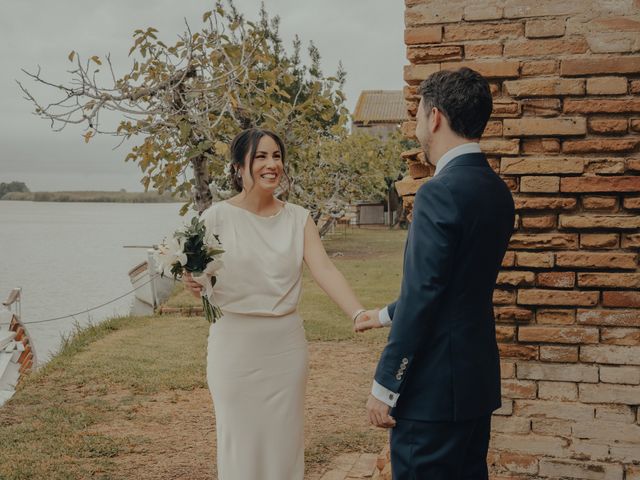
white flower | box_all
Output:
[154,236,187,275]
[204,230,223,250]
[203,257,224,275]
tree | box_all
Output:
[19,1,348,215]
[0,181,30,199]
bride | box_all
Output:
[183,127,371,479]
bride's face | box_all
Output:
[240,135,284,193]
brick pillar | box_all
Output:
[397,1,640,478]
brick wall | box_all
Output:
[395,1,640,478]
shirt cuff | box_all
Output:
[378,306,392,327]
[372,380,400,408]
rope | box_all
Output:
[2,273,167,326]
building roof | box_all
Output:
[352,90,408,124]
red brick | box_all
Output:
[538,381,578,401]
[623,196,640,209]
[532,418,574,436]
[443,22,523,42]
[492,433,569,457]
[483,120,503,137]
[632,80,640,94]
[521,60,558,76]
[517,363,599,383]
[585,158,626,175]
[595,404,636,423]
[504,78,584,97]
[492,452,538,474]
[514,196,577,212]
[521,99,562,117]
[561,176,640,193]
[600,366,640,385]
[501,157,584,175]
[603,291,640,308]
[502,379,538,399]
[560,214,640,230]
[521,138,561,154]
[540,345,579,362]
[515,252,554,268]
[588,118,628,135]
[463,4,503,21]
[395,176,426,196]
[403,64,440,84]
[581,345,640,366]
[404,26,443,45]
[480,138,520,155]
[622,233,640,248]
[562,138,639,154]
[494,306,534,323]
[601,328,640,346]
[497,271,536,287]
[464,43,503,58]
[582,196,619,210]
[504,2,584,19]
[631,118,640,133]
[499,344,538,360]
[521,215,556,229]
[539,459,623,480]
[510,233,578,250]
[518,326,599,344]
[501,360,516,378]
[517,289,599,307]
[525,18,566,38]
[502,251,516,267]
[494,289,516,305]
[496,325,517,342]
[564,98,640,114]
[504,37,588,57]
[441,60,520,79]
[578,272,640,289]
[405,3,463,26]
[537,271,575,288]
[580,233,620,249]
[520,176,560,193]
[580,384,640,405]
[536,309,576,325]
[491,101,521,118]
[504,117,586,137]
[407,160,433,179]
[561,56,640,76]
[407,45,463,62]
[556,252,638,269]
[577,309,640,327]
[586,76,629,95]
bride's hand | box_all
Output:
[182,271,203,299]
[354,309,383,333]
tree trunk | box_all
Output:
[318,217,336,238]
[191,155,213,214]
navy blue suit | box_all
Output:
[375,152,515,479]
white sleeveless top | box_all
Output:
[199,201,310,317]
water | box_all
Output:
[0,200,187,364]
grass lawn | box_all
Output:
[0,227,407,480]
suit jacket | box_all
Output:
[375,152,515,422]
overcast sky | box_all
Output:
[0,1,405,192]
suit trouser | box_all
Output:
[390,414,491,480]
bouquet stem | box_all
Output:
[202,292,223,324]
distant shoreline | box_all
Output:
[1,191,187,203]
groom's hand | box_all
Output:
[354,309,382,332]
[366,394,396,428]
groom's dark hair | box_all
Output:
[419,68,493,140]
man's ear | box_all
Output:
[430,107,441,133]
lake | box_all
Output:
[0,200,187,364]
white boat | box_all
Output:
[0,288,36,408]
[128,250,176,313]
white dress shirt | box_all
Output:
[371,142,482,407]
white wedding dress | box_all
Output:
[200,200,310,480]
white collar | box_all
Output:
[434,142,482,176]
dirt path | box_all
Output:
[85,340,387,479]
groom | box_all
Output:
[356,68,515,479]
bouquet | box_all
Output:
[154,216,224,323]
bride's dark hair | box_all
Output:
[229,128,291,195]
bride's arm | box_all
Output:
[302,216,367,323]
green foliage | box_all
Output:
[0,181,29,199]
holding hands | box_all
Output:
[353,309,384,333]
